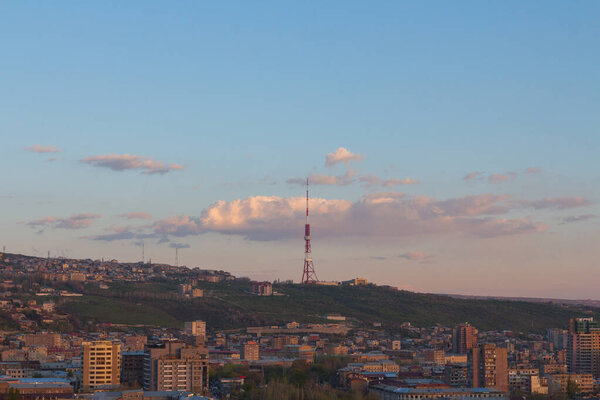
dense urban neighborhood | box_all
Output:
[0,252,598,399]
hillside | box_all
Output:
[57,279,597,334]
[1,251,595,334]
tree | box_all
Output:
[7,388,19,400]
[567,378,580,399]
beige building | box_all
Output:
[547,373,594,395]
[567,327,600,377]
[83,341,121,390]
[508,366,539,392]
[23,333,62,348]
[530,376,548,395]
[243,341,259,361]
[143,340,209,393]
[445,354,468,364]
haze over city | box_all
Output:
[1,1,599,298]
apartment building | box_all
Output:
[83,341,121,390]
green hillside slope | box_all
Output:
[58,280,596,333]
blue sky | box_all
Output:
[1,1,599,298]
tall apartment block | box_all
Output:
[567,317,600,377]
[547,328,568,350]
[471,344,508,392]
[243,341,260,361]
[143,340,209,393]
[452,323,478,354]
[83,341,121,390]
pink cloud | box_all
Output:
[382,178,419,186]
[524,167,543,174]
[119,212,153,220]
[463,171,484,181]
[489,172,517,183]
[435,194,512,216]
[399,251,432,261]
[80,154,184,175]
[25,145,61,153]
[325,147,363,167]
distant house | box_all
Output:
[251,281,273,296]
[342,277,368,286]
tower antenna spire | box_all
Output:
[301,177,319,284]
[306,177,309,225]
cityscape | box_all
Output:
[1,1,599,400]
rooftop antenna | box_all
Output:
[301,177,319,284]
[142,241,145,263]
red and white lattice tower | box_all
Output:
[302,178,319,284]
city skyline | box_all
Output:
[1,1,599,298]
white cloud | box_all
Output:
[149,192,549,241]
[325,147,363,167]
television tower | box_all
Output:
[302,178,319,284]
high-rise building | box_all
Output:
[143,340,209,393]
[567,318,600,377]
[547,328,568,350]
[452,323,478,354]
[243,341,259,361]
[83,341,121,390]
[121,351,145,388]
[471,344,508,392]
[570,317,599,334]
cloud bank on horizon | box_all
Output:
[78,191,592,244]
